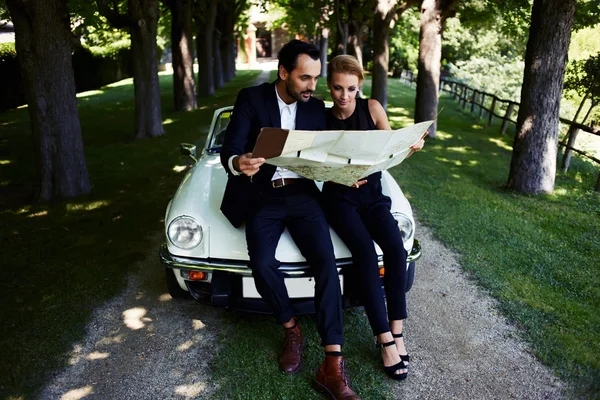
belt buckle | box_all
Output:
[272,178,285,188]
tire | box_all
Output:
[165,268,189,299]
[405,262,416,293]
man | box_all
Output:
[220,40,360,400]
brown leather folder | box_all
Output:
[251,127,290,159]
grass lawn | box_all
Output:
[0,70,261,398]
[321,79,598,398]
[1,70,598,399]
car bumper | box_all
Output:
[159,240,421,313]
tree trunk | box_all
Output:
[349,22,365,68]
[414,0,456,139]
[560,90,589,171]
[213,29,224,90]
[340,23,348,55]
[129,0,164,138]
[320,27,330,78]
[372,0,396,110]
[195,0,218,97]
[507,0,577,194]
[169,0,197,111]
[220,5,236,83]
[6,0,91,201]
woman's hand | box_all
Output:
[407,131,428,157]
[352,179,367,188]
[410,138,425,151]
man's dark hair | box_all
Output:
[277,39,320,79]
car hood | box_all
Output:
[165,154,414,262]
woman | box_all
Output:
[322,55,424,381]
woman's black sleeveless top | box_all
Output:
[326,97,376,132]
[324,98,387,204]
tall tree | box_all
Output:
[194,0,218,97]
[372,0,417,110]
[319,26,330,76]
[561,53,600,171]
[213,26,224,90]
[218,0,238,83]
[413,0,457,139]
[507,0,577,193]
[335,0,349,55]
[6,0,91,201]
[163,0,197,111]
[97,0,165,139]
[346,0,372,68]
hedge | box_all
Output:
[0,40,133,111]
[0,42,25,111]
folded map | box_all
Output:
[252,121,433,186]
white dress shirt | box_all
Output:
[228,86,302,180]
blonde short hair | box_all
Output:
[327,55,365,85]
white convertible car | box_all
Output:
[159,106,422,314]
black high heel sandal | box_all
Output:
[393,333,410,365]
[376,340,408,381]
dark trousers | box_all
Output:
[245,181,343,346]
[322,183,408,336]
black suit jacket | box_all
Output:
[220,81,326,227]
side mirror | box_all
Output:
[180,143,197,162]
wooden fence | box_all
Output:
[399,69,600,191]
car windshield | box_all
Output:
[206,109,232,153]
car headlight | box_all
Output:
[168,216,203,249]
[392,212,413,242]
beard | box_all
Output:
[285,79,313,103]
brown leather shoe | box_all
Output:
[314,354,360,400]
[278,323,304,374]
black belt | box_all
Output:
[271,178,305,188]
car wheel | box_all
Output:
[165,268,189,299]
[405,262,416,293]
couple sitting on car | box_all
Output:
[220,39,423,400]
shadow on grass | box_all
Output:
[0,70,262,398]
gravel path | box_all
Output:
[39,222,566,400]
[39,233,222,400]
[39,67,567,399]
[393,222,565,399]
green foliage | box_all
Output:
[72,41,133,93]
[0,42,23,110]
[86,38,131,60]
[0,41,16,59]
[440,12,526,101]
[564,53,600,99]
[0,39,133,110]
[267,0,328,38]
[388,0,530,94]
[564,52,600,125]
[389,7,420,75]
[0,1,10,21]
[455,0,531,47]
[447,57,525,102]
[569,24,600,61]
[74,12,130,48]
[574,0,600,31]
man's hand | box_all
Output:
[234,153,265,177]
